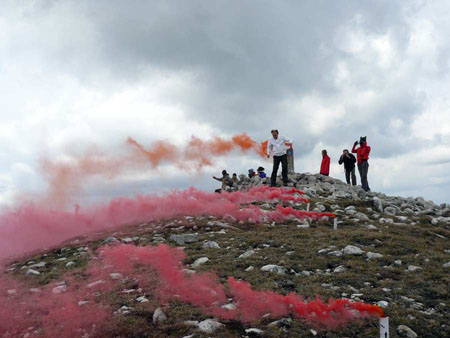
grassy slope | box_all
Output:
[7,198,450,338]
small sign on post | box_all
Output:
[380,317,389,338]
[306,203,310,212]
[333,218,337,230]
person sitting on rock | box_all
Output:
[267,129,293,187]
[257,167,266,178]
[352,136,371,192]
[320,149,330,176]
[213,170,233,193]
[248,168,256,179]
[339,149,357,185]
[231,173,239,185]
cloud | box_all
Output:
[1,0,450,204]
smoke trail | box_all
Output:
[41,133,266,206]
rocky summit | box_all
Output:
[4,172,450,338]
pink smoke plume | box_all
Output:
[0,243,384,337]
[0,186,330,264]
[41,133,266,207]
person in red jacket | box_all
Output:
[352,136,371,191]
[320,149,330,176]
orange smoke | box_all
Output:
[41,133,267,207]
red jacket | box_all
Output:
[352,143,371,163]
[320,154,330,175]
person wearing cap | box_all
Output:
[257,167,266,178]
[267,129,293,187]
[213,170,233,193]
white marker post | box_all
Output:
[306,203,310,212]
[333,217,337,230]
[380,317,389,338]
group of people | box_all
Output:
[319,136,371,191]
[213,130,372,193]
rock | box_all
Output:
[384,206,397,216]
[87,280,105,288]
[442,261,450,268]
[296,223,310,228]
[52,285,67,294]
[355,212,370,221]
[314,203,326,212]
[170,233,198,245]
[192,257,209,267]
[328,250,343,257]
[407,265,422,272]
[245,328,264,335]
[197,319,223,333]
[365,224,378,230]
[373,197,383,212]
[65,261,75,267]
[366,252,383,259]
[121,237,133,243]
[394,260,402,265]
[333,265,347,273]
[110,272,123,280]
[136,296,149,303]
[152,307,167,324]
[377,301,389,308]
[261,264,286,275]
[28,262,46,269]
[397,324,418,337]
[221,303,237,310]
[104,236,118,243]
[343,245,364,255]
[203,241,221,249]
[245,266,254,272]
[239,250,255,259]
[26,269,40,275]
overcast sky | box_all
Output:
[1,0,450,207]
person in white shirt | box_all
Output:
[266,130,293,187]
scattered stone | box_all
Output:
[245,328,264,335]
[397,324,418,337]
[384,207,397,216]
[192,257,209,267]
[152,307,167,324]
[261,265,286,275]
[394,260,402,265]
[333,265,347,273]
[52,285,67,294]
[328,250,343,257]
[170,233,199,245]
[65,261,75,267]
[197,319,223,333]
[343,245,364,255]
[239,250,255,259]
[203,241,221,249]
[87,280,105,288]
[110,272,123,280]
[245,266,254,272]
[442,261,450,268]
[366,252,383,259]
[377,301,389,308]
[104,237,118,243]
[136,296,149,303]
[26,269,40,276]
[407,265,422,272]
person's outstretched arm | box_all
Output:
[351,142,358,153]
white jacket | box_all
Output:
[267,136,293,156]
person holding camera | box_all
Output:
[267,129,292,187]
[351,136,371,192]
[339,149,357,185]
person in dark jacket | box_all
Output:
[352,136,371,192]
[338,149,357,185]
[320,150,330,176]
[213,170,233,193]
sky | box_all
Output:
[1,0,450,207]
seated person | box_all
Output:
[232,173,239,184]
[213,170,233,193]
[257,166,266,178]
[248,168,256,178]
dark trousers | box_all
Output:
[357,161,370,191]
[345,168,357,186]
[271,154,288,186]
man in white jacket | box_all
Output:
[267,130,293,187]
